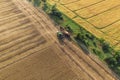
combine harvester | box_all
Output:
[57,26,71,41]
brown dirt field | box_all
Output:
[0,0,118,80]
[0,46,80,80]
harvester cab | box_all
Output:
[57,31,64,40]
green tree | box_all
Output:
[49,5,63,20]
[105,57,117,68]
[33,0,41,6]
[43,3,49,12]
[115,51,120,64]
[102,41,112,53]
[41,0,46,2]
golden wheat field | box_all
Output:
[48,0,120,50]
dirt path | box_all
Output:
[0,0,118,80]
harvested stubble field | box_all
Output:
[48,0,120,50]
[0,0,118,80]
[0,0,80,80]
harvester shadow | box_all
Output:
[75,39,90,55]
[58,38,65,45]
[65,36,72,41]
